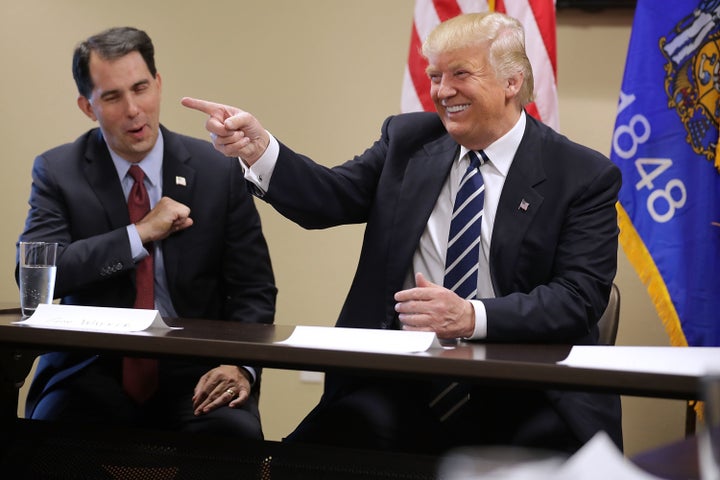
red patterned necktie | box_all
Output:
[123,165,158,403]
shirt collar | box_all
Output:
[459,110,526,178]
[107,129,164,187]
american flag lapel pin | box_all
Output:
[518,199,529,211]
[175,176,187,187]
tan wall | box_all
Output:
[0,1,686,456]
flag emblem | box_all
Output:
[661,9,720,167]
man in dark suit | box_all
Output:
[17,27,276,438]
[182,12,622,453]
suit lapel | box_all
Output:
[159,128,195,289]
[490,118,546,295]
[161,128,195,207]
[386,134,458,310]
[83,130,131,229]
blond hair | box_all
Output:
[422,12,535,106]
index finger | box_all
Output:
[180,96,217,113]
[181,96,235,120]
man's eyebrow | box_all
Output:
[131,79,151,89]
[99,79,151,99]
[99,88,121,100]
[425,61,472,76]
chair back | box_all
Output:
[597,283,620,345]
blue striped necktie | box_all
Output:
[444,150,486,299]
[430,150,486,423]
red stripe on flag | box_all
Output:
[408,24,435,111]
[524,101,541,120]
[528,0,557,76]
[433,0,463,20]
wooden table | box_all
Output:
[2,308,716,479]
[0,308,708,419]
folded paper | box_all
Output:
[14,303,180,333]
[277,325,442,354]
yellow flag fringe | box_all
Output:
[617,203,704,422]
[616,203,687,347]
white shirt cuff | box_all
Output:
[126,225,149,262]
[466,299,488,340]
[242,366,257,385]
[240,132,279,194]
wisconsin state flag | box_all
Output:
[611,0,720,346]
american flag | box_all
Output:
[401,0,559,131]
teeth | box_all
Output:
[446,105,468,113]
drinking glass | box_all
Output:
[19,241,58,317]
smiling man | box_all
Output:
[16,27,276,438]
[183,12,622,454]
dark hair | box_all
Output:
[72,26,156,98]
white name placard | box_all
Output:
[276,325,442,354]
[14,303,180,333]
[559,345,720,377]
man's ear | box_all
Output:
[505,72,523,100]
[77,95,97,122]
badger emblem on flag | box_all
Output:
[661,0,720,170]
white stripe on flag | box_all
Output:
[502,0,559,130]
[413,0,442,42]
[401,67,424,113]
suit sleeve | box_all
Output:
[221,158,277,324]
[261,124,391,230]
[17,154,135,300]
[484,155,621,343]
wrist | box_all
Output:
[462,300,476,338]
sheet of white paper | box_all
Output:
[437,432,661,480]
[559,345,720,376]
[438,455,564,480]
[276,325,442,354]
[13,303,180,333]
[555,431,664,480]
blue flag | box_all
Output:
[611,0,720,347]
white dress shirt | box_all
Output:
[108,130,178,318]
[108,131,258,382]
[405,113,525,339]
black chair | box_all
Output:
[1,418,439,479]
[597,283,620,345]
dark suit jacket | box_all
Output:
[19,125,276,417]
[259,112,622,449]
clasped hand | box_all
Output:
[192,364,252,416]
[135,196,193,244]
[395,272,475,340]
